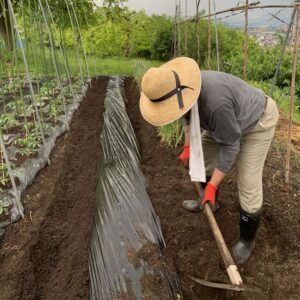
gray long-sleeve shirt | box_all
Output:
[189,71,266,173]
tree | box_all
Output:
[102,0,128,20]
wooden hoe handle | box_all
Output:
[204,204,243,286]
[194,182,243,286]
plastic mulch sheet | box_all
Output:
[0,83,89,226]
[89,77,179,299]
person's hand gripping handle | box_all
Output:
[200,182,218,210]
[179,145,190,168]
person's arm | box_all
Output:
[201,106,241,208]
[210,168,226,187]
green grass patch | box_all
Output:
[250,81,300,124]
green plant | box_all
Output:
[130,59,154,89]
[14,130,42,156]
[0,154,10,195]
[0,199,10,215]
[0,113,19,131]
[158,118,184,148]
[49,98,64,119]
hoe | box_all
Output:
[188,182,252,292]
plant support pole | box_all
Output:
[173,3,178,58]
[184,0,188,55]
[0,134,24,218]
[177,1,181,56]
[270,8,296,97]
[7,0,48,159]
[243,0,249,80]
[285,0,300,183]
[208,0,211,69]
[212,0,220,71]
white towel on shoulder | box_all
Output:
[189,103,206,182]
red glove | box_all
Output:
[179,145,189,167]
[201,182,218,209]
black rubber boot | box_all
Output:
[182,177,221,213]
[232,210,261,264]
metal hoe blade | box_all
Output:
[188,275,245,292]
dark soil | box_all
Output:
[125,77,300,300]
[0,77,299,300]
[0,77,108,300]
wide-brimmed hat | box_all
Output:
[140,57,201,126]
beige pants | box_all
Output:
[202,97,279,214]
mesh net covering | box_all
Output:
[88,76,176,299]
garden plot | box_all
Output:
[0,75,87,224]
[125,78,300,299]
[0,77,299,300]
[0,77,108,300]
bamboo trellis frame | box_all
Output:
[174,0,299,184]
[0,0,92,219]
[243,0,249,80]
[285,1,300,183]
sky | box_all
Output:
[94,0,294,28]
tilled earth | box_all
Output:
[0,77,108,300]
[0,77,299,300]
[125,78,300,300]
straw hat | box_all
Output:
[140,57,201,126]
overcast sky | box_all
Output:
[95,0,294,27]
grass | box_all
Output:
[0,47,161,79]
[250,80,300,124]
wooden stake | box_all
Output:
[194,0,201,64]
[184,0,188,55]
[181,2,295,24]
[269,8,296,97]
[178,1,182,56]
[243,0,249,80]
[208,0,211,69]
[286,1,300,183]
[173,3,178,58]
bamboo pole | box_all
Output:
[68,0,91,83]
[43,0,75,101]
[0,134,24,218]
[212,0,220,71]
[64,0,84,85]
[270,8,296,97]
[173,3,178,58]
[243,0,249,80]
[180,2,295,24]
[177,1,182,57]
[38,0,69,129]
[7,0,47,160]
[208,0,211,69]
[285,0,300,183]
[184,0,188,55]
[194,0,201,64]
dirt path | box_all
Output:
[125,78,300,300]
[0,77,108,300]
